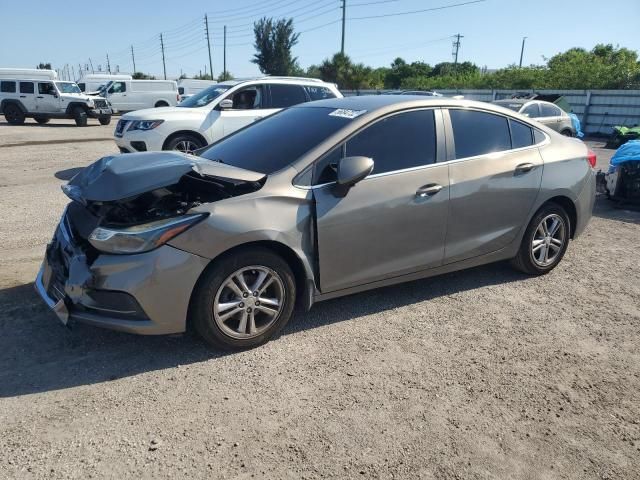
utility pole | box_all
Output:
[205,14,213,79]
[453,33,463,73]
[160,33,167,80]
[519,36,527,68]
[88,58,94,73]
[106,54,111,74]
[131,45,137,73]
[340,0,346,55]
[223,25,227,78]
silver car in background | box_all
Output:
[492,99,576,137]
[36,96,596,349]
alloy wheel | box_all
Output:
[531,213,566,267]
[174,140,198,153]
[213,266,285,339]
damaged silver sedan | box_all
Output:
[36,96,596,349]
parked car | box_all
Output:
[114,76,342,153]
[77,73,132,93]
[37,96,596,349]
[98,79,179,113]
[393,90,442,96]
[492,99,575,136]
[0,70,112,126]
[177,78,216,101]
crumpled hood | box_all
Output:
[65,151,265,203]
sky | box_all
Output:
[1,0,639,80]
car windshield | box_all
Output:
[200,107,355,174]
[178,84,231,107]
[494,101,523,112]
[55,82,81,94]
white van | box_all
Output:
[77,73,132,93]
[177,79,216,101]
[101,79,178,113]
[0,68,58,81]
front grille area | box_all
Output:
[94,99,108,109]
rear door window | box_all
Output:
[521,103,540,118]
[1,81,16,93]
[540,103,562,117]
[304,86,336,101]
[449,109,511,159]
[509,119,533,149]
[269,84,308,108]
[20,82,35,94]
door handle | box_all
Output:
[37,96,44,99]
[20,95,26,98]
[416,184,443,197]
[515,163,535,174]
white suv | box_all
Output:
[114,77,342,153]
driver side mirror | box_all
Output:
[218,98,233,110]
[333,156,374,197]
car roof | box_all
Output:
[493,99,528,105]
[222,76,334,87]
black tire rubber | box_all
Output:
[73,106,88,127]
[154,101,169,108]
[560,129,574,137]
[510,202,571,275]
[4,104,25,125]
[34,116,50,124]
[164,133,205,152]
[191,247,296,350]
[98,115,112,126]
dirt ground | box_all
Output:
[0,119,639,480]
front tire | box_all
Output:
[4,104,25,125]
[99,115,111,126]
[191,247,296,350]
[511,203,570,275]
[34,116,50,124]
[560,129,574,137]
[72,106,88,127]
[164,133,205,153]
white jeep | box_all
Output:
[114,77,341,153]
[0,76,112,127]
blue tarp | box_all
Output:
[611,139,640,167]
[568,113,584,138]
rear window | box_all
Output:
[449,109,511,159]
[201,107,353,174]
[1,81,16,93]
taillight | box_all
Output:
[587,150,596,168]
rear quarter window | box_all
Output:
[304,86,336,101]
[1,81,16,93]
[509,119,533,149]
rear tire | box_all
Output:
[34,116,50,124]
[154,101,169,108]
[164,133,205,153]
[560,129,573,137]
[4,104,25,125]
[511,203,571,275]
[72,106,88,127]
[191,247,296,350]
[98,115,111,126]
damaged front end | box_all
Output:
[35,152,265,333]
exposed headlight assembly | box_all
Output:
[86,99,95,108]
[128,120,164,131]
[89,213,207,254]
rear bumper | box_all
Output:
[35,217,210,335]
[574,169,596,238]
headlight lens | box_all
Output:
[86,99,95,108]
[88,213,207,254]
[128,120,164,131]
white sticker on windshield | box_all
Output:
[329,108,367,119]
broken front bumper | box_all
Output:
[35,213,210,335]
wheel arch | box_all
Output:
[65,102,89,114]
[544,195,578,239]
[162,130,208,150]
[186,240,315,330]
[1,99,27,114]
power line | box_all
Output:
[349,0,487,20]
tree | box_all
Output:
[37,63,52,70]
[194,73,213,80]
[132,72,156,79]
[217,71,234,81]
[252,17,300,75]
[384,58,431,89]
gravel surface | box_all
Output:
[0,121,639,479]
